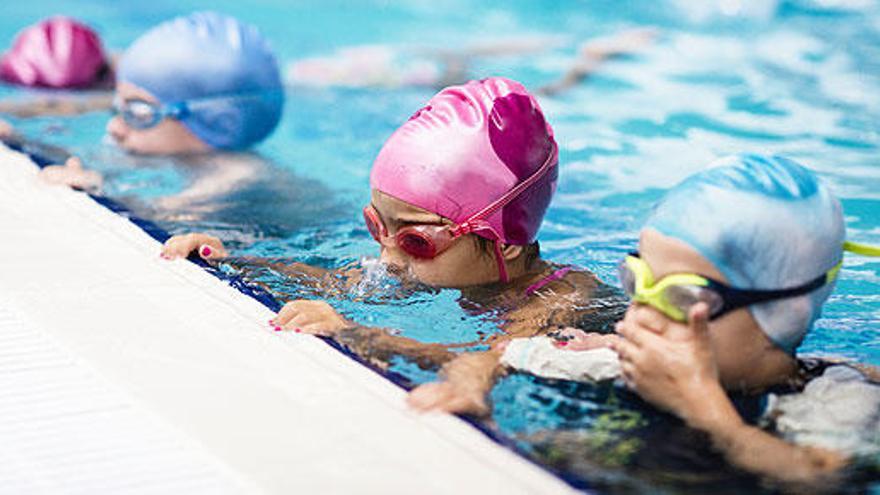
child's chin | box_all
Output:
[123,142,194,157]
[123,146,160,156]
[114,140,154,156]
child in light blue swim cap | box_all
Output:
[38,12,288,213]
[109,11,283,155]
[507,153,880,484]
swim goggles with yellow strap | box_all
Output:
[618,241,880,322]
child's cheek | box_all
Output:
[410,259,446,286]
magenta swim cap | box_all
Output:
[0,17,107,88]
[371,77,558,246]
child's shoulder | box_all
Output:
[530,263,621,298]
[503,263,626,336]
[796,357,880,385]
[763,358,880,458]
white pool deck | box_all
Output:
[0,143,580,494]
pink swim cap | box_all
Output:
[0,17,107,88]
[370,77,558,246]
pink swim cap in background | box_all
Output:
[0,17,108,88]
[370,77,558,246]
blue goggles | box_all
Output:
[110,91,282,130]
[110,98,187,130]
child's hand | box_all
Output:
[270,300,351,336]
[39,157,103,193]
[612,303,724,425]
[407,351,497,416]
[161,233,228,260]
[407,381,490,417]
[550,327,622,351]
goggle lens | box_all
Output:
[663,284,725,319]
[618,258,725,321]
[397,231,437,259]
[112,99,162,130]
[363,207,446,260]
[617,260,637,296]
[363,208,384,242]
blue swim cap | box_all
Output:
[645,154,845,354]
[118,12,283,150]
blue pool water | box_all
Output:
[3,0,880,492]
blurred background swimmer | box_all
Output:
[0,17,115,117]
[1,16,110,89]
[286,28,656,96]
[26,12,334,237]
[2,11,283,150]
[0,21,655,121]
[105,11,283,155]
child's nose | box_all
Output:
[106,116,127,143]
[380,246,407,269]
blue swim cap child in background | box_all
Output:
[645,154,845,354]
[118,11,284,150]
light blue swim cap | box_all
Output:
[118,12,283,150]
[645,154,845,354]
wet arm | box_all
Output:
[440,348,504,399]
[849,363,880,383]
[155,155,259,214]
[161,233,339,293]
[688,379,847,484]
[0,93,113,118]
[220,256,345,296]
[335,325,457,371]
[537,28,656,97]
[407,348,504,416]
[536,57,604,97]
[272,300,458,370]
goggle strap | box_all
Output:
[625,241,880,321]
[493,239,509,283]
[168,102,188,120]
[453,142,557,237]
[844,241,880,257]
[717,273,828,314]
[825,261,843,284]
[721,240,880,296]
[181,89,284,108]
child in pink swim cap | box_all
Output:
[0,17,114,126]
[1,16,110,89]
[162,77,622,416]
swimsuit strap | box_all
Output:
[524,266,573,297]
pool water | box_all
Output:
[3,0,880,492]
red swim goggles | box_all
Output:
[363,143,557,284]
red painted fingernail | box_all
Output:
[556,341,568,347]
[294,328,302,333]
[200,245,212,257]
[268,319,274,325]
[274,326,282,332]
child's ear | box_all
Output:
[501,243,524,261]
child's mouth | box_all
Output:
[356,257,436,300]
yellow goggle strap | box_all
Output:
[844,241,880,258]
[827,241,880,283]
